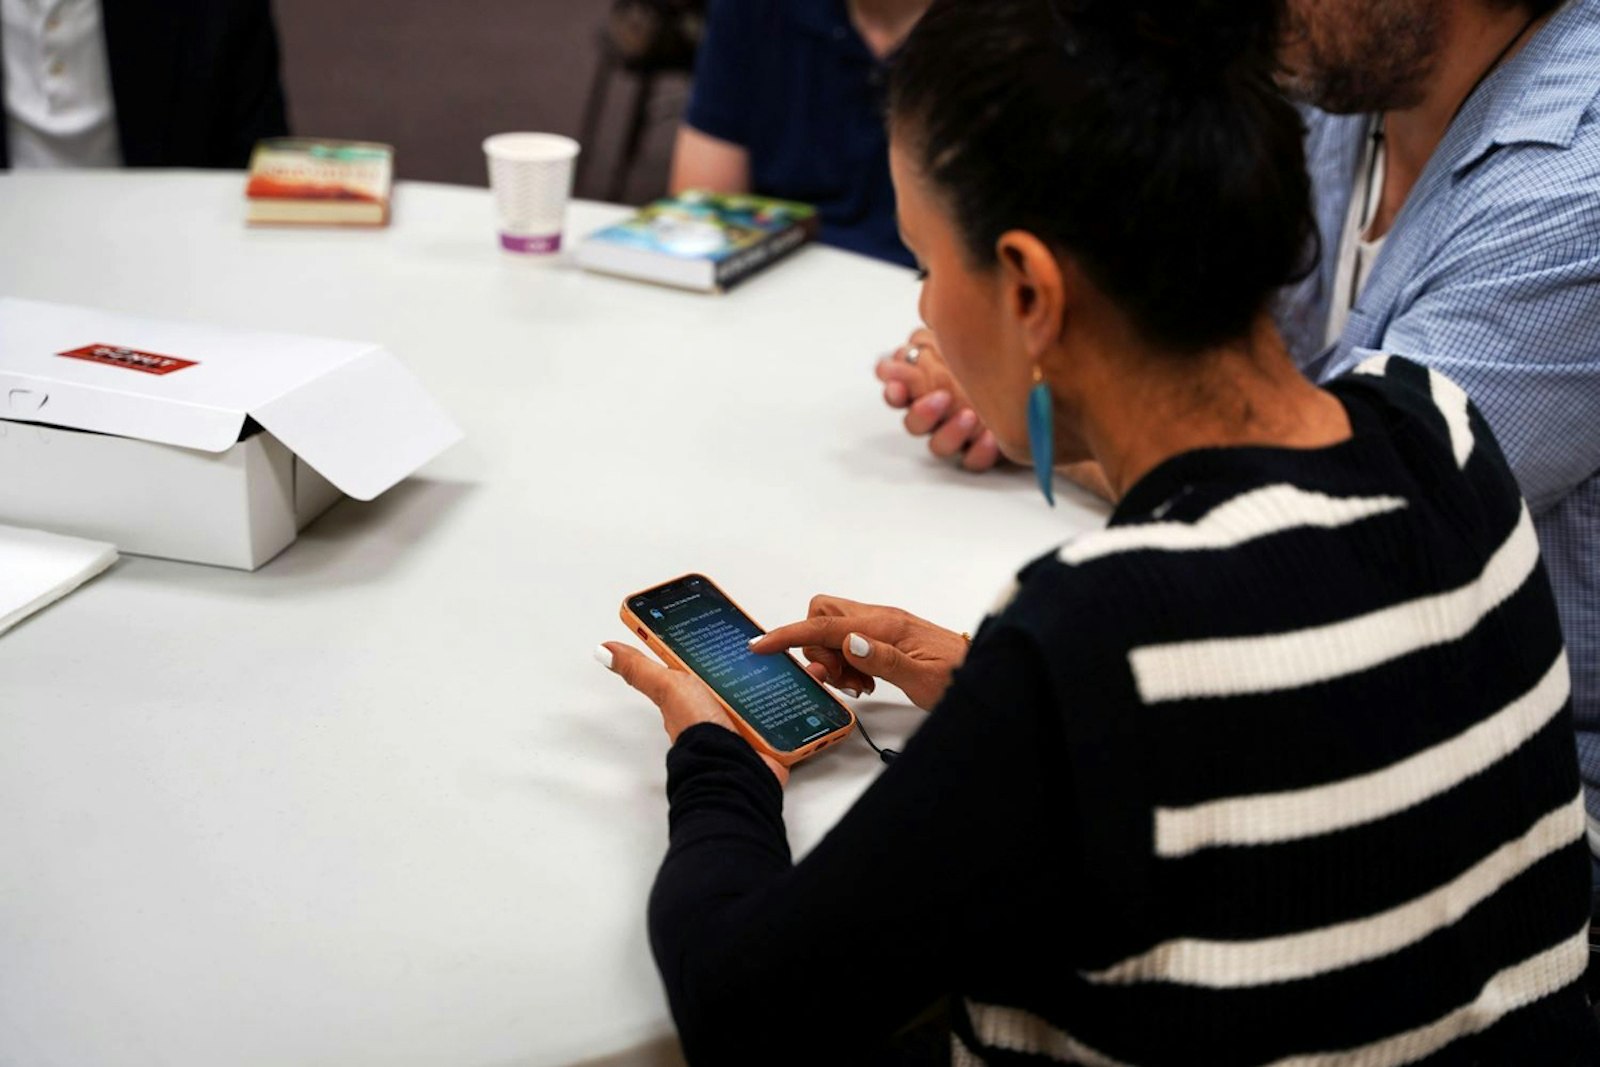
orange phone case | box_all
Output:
[620,573,857,767]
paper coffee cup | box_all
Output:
[483,133,581,255]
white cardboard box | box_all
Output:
[0,298,464,570]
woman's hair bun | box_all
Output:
[891,0,1319,355]
[1063,0,1281,73]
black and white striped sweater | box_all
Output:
[649,357,1599,1066]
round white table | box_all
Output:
[0,171,1107,1067]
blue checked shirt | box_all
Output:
[1282,0,1600,858]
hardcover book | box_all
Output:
[246,139,394,227]
[576,191,819,293]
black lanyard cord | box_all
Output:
[1349,10,1543,311]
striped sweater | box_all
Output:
[649,357,1599,1066]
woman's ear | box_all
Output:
[995,231,1067,360]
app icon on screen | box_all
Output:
[650,609,665,620]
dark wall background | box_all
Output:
[273,0,687,203]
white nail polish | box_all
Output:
[842,688,861,699]
[848,633,870,657]
[594,645,615,671]
[747,637,759,647]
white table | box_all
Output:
[0,171,1107,1067]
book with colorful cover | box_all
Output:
[245,138,394,227]
[576,191,819,293]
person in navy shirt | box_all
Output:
[670,0,928,268]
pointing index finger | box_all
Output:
[750,617,854,655]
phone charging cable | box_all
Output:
[854,715,899,765]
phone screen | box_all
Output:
[630,575,853,753]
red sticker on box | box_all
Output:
[58,344,198,376]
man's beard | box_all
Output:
[1279,0,1446,114]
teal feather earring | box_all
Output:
[1027,366,1055,506]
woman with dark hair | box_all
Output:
[598,0,1600,1062]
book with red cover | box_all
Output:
[246,138,394,227]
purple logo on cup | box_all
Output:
[501,233,562,255]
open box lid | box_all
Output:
[0,298,463,501]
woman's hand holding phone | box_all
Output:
[599,642,791,787]
[751,595,969,713]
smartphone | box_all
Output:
[620,574,857,766]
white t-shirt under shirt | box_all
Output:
[1,0,119,167]
[1325,120,1389,347]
